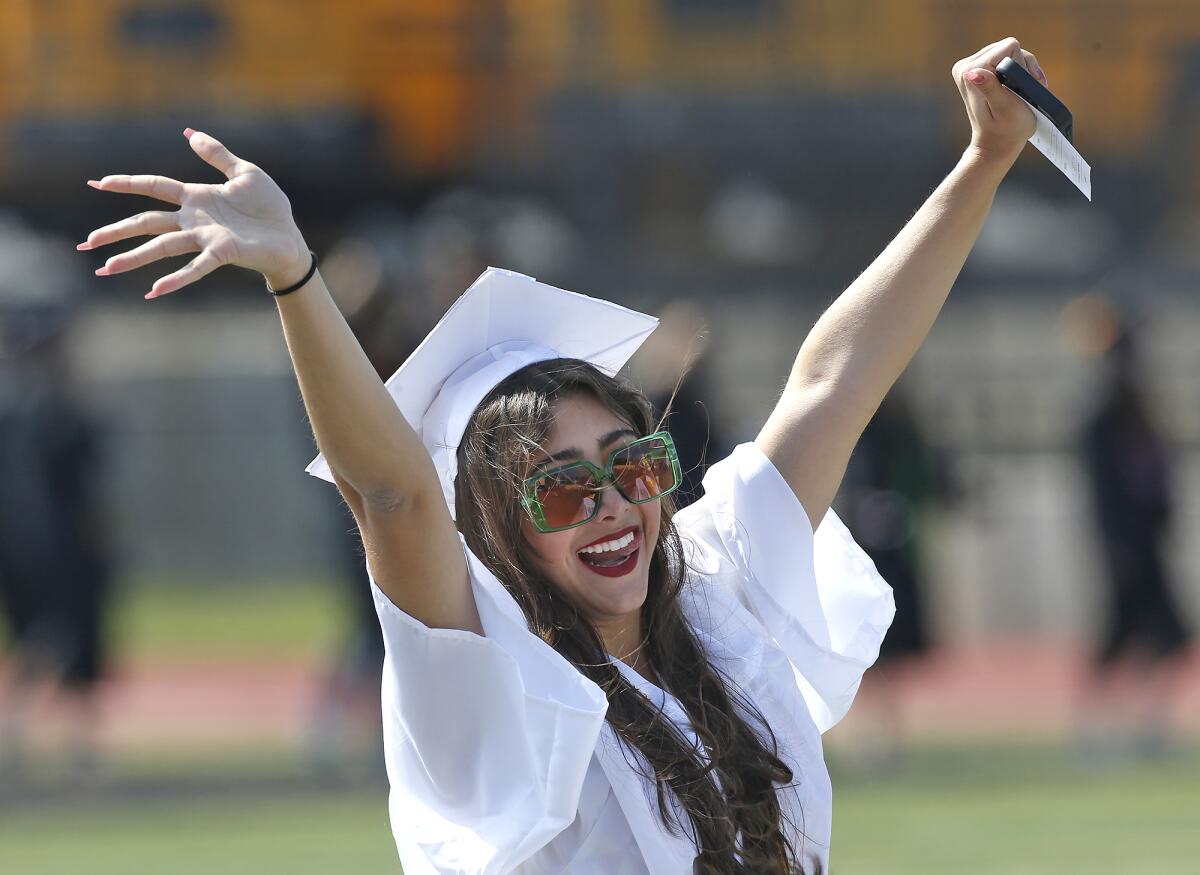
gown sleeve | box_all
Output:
[673,442,895,733]
[371,536,609,874]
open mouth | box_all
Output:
[576,526,642,578]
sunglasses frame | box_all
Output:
[521,431,683,533]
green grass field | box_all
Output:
[4,744,1198,874]
[830,745,1200,874]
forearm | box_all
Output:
[274,268,438,504]
[786,147,1014,410]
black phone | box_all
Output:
[995,57,1073,143]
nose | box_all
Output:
[596,478,633,521]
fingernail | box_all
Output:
[183,127,195,138]
[95,266,110,276]
[966,70,986,85]
[145,290,158,300]
[76,241,92,251]
[86,180,101,189]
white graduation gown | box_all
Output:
[371,443,895,874]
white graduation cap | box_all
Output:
[306,267,660,516]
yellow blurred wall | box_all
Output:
[1,0,1196,173]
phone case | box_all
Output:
[995,57,1073,143]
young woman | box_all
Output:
[80,38,1046,875]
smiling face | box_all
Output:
[521,393,663,654]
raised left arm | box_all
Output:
[756,37,1045,531]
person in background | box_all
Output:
[834,387,949,765]
[0,302,112,780]
[1078,322,1192,758]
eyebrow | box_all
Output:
[533,428,639,469]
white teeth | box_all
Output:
[579,531,635,555]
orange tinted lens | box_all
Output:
[536,466,602,528]
[612,440,675,503]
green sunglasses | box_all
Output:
[521,431,683,533]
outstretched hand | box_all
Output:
[952,37,1045,163]
[79,129,310,299]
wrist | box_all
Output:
[962,139,1023,175]
[266,250,318,297]
[264,239,312,291]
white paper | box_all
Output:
[1022,100,1092,201]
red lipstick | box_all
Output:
[576,526,643,578]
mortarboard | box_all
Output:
[306,267,659,516]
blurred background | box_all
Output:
[1,1,1198,872]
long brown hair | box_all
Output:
[455,358,804,873]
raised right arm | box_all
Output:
[81,129,478,634]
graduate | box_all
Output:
[80,38,1046,875]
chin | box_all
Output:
[610,575,651,613]
[581,563,651,622]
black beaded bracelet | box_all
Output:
[267,250,318,297]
